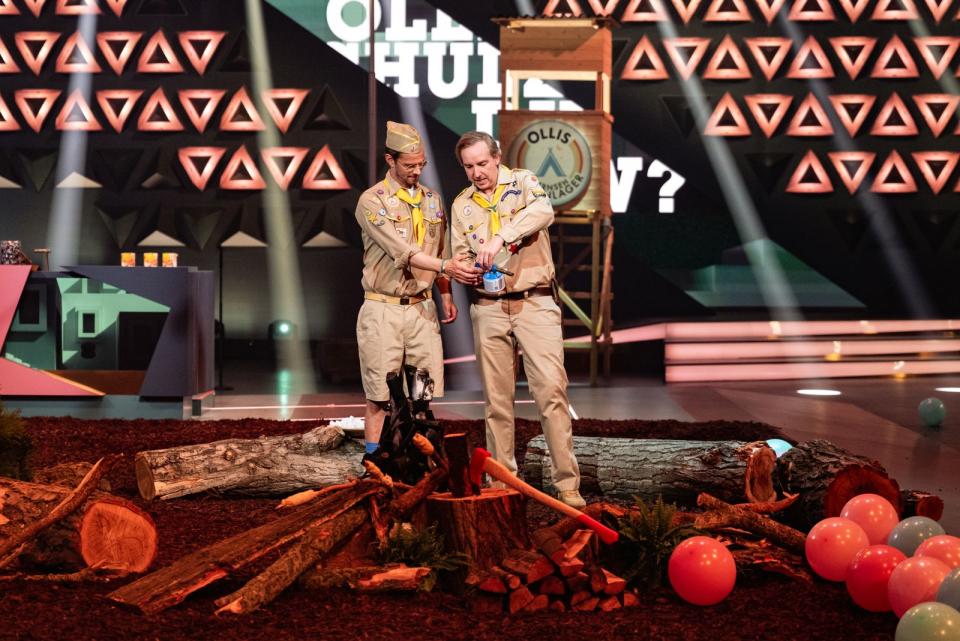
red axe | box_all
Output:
[469,448,618,545]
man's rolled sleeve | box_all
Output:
[354,195,422,269]
[496,172,554,244]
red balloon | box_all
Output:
[668,536,736,606]
[887,556,951,618]
[840,494,900,545]
[845,544,906,612]
[806,517,870,581]
[915,535,960,570]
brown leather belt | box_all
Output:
[364,290,432,305]
[473,286,554,301]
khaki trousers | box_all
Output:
[469,294,580,492]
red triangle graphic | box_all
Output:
[786,93,834,136]
[302,145,351,190]
[786,151,834,193]
[872,151,917,193]
[221,146,266,191]
[871,93,919,136]
[14,88,60,133]
[0,36,20,73]
[744,37,791,80]
[56,31,102,74]
[744,94,793,138]
[0,94,20,131]
[703,35,752,79]
[137,88,184,132]
[752,0,788,23]
[872,0,920,19]
[622,0,669,20]
[912,152,959,194]
[177,89,226,133]
[704,0,753,20]
[543,0,584,15]
[914,36,960,79]
[921,0,953,22]
[828,94,877,136]
[0,0,19,15]
[55,89,101,131]
[178,31,226,76]
[829,36,877,79]
[662,38,710,79]
[871,35,919,78]
[96,89,143,132]
[587,0,622,14]
[621,36,670,80]
[104,0,130,16]
[262,147,310,190]
[836,0,871,20]
[262,88,309,134]
[220,86,266,132]
[913,94,959,137]
[23,0,48,17]
[55,0,99,13]
[178,147,226,191]
[670,0,704,22]
[787,36,835,79]
[827,151,876,193]
[703,92,751,136]
[15,31,61,76]
[787,0,836,19]
[137,30,184,74]
[97,32,143,76]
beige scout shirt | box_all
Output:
[450,166,557,294]
[355,172,449,297]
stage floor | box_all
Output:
[208,362,960,534]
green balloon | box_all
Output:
[896,602,960,641]
[919,398,946,427]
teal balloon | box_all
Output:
[765,439,793,458]
[896,602,960,641]
[919,398,946,427]
[888,517,946,556]
[939,568,960,611]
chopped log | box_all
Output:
[500,550,554,584]
[33,462,111,492]
[570,590,592,606]
[775,440,901,527]
[566,572,591,592]
[554,556,585,578]
[134,425,360,500]
[476,574,508,594]
[573,595,600,611]
[550,600,567,612]
[422,488,530,573]
[526,594,549,611]
[900,490,944,521]
[695,494,806,554]
[508,585,536,613]
[561,529,595,563]
[443,433,479,497]
[108,481,381,614]
[531,502,624,555]
[0,473,156,573]
[355,566,431,591]
[525,437,776,504]
[622,591,640,607]
[538,575,566,596]
[589,567,626,595]
[490,565,522,590]
[598,595,622,611]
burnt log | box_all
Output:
[524,436,776,504]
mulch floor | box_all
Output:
[1,417,896,641]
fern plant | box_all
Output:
[616,495,701,589]
[375,523,468,591]
[0,400,31,480]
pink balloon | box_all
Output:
[805,517,870,581]
[887,556,951,617]
[668,536,736,606]
[845,545,907,612]
[840,494,900,545]
[915,535,960,569]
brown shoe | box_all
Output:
[558,489,586,508]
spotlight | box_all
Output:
[797,389,842,396]
[268,320,296,339]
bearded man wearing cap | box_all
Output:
[449,130,585,509]
[354,121,481,456]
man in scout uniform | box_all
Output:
[355,121,480,456]
[450,131,585,508]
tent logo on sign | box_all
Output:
[508,120,592,208]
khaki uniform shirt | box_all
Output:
[354,172,449,297]
[450,166,556,294]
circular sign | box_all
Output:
[507,120,592,207]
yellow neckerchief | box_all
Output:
[390,180,425,246]
[471,184,506,235]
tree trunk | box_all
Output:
[524,437,776,504]
[0,478,156,572]
[134,425,362,500]
[419,488,530,573]
[775,439,901,528]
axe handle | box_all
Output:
[482,458,618,545]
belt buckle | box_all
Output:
[400,296,410,305]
